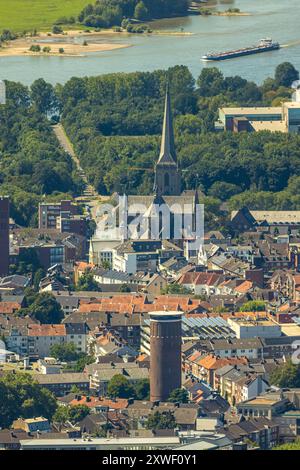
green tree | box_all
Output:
[52,405,70,427]
[52,25,63,34]
[168,388,189,404]
[52,404,90,426]
[77,271,101,292]
[275,62,299,87]
[197,68,224,97]
[161,284,191,295]
[31,78,59,115]
[107,374,136,399]
[134,379,150,400]
[33,268,46,292]
[0,373,57,428]
[134,1,149,20]
[28,292,64,324]
[239,300,266,312]
[11,248,42,275]
[74,355,95,372]
[269,360,300,388]
[146,411,176,430]
[208,181,242,201]
[50,342,79,362]
[273,439,300,450]
[29,44,41,52]
[69,404,90,424]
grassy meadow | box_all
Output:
[0,0,90,32]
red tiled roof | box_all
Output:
[234,281,253,294]
[0,302,21,314]
[75,262,94,272]
[27,324,66,336]
[69,396,128,410]
[77,294,212,316]
[198,354,248,370]
[179,272,222,287]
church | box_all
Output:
[89,86,202,265]
[116,84,201,242]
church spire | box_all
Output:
[154,82,182,196]
[157,83,177,165]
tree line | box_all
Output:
[1,62,300,229]
[56,62,300,218]
[78,0,190,28]
[0,80,83,226]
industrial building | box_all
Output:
[227,317,282,339]
[141,316,236,355]
[217,98,300,133]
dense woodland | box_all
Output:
[0,80,83,226]
[57,63,300,224]
[1,62,300,228]
[78,0,190,28]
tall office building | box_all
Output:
[149,311,182,402]
[0,196,10,276]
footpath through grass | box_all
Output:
[0,0,90,32]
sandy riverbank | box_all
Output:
[0,27,194,57]
[0,37,130,57]
[216,12,250,17]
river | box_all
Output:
[0,0,299,85]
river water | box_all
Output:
[0,0,299,85]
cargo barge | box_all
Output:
[202,38,280,61]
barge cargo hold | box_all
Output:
[202,38,280,61]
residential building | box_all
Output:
[34,373,90,396]
[88,364,149,395]
[27,324,66,358]
[237,390,291,419]
[225,417,279,449]
[38,200,78,230]
[208,338,264,360]
[65,322,89,354]
[12,417,50,434]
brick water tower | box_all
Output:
[150,311,182,402]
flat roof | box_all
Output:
[20,437,180,447]
[250,120,287,132]
[280,324,300,337]
[239,397,279,406]
[283,101,300,108]
[149,311,183,317]
[228,318,277,327]
[220,107,282,115]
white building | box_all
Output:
[227,317,281,340]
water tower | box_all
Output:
[149,311,183,402]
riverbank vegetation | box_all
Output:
[78,1,190,28]
[1,62,300,229]
[0,80,83,226]
[55,63,300,222]
[0,0,190,33]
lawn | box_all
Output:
[0,0,90,32]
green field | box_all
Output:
[0,0,90,32]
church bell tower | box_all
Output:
[154,84,182,196]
